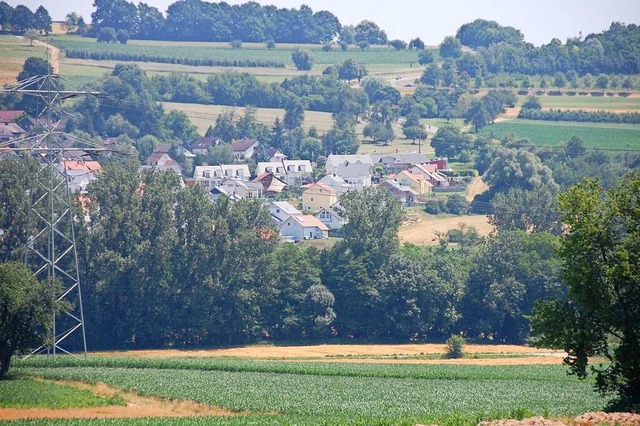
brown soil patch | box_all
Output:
[466,176,489,202]
[479,412,640,426]
[399,213,494,245]
[0,379,242,421]
[91,343,558,360]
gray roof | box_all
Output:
[336,162,373,178]
[371,153,429,165]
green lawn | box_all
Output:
[0,377,123,409]
[12,357,607,425]
[479,119,640,151]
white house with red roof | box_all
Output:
[279,214,329,242]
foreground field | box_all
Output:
[6,351,607,425]
[479,119,640,151]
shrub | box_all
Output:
[445,334,465,359]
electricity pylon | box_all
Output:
[1,71,104,358]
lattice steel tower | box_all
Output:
[1,70,104,358]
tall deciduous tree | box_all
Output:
[531,173,640,410]
[33,6,51,34]
[0,262,58,377]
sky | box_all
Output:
[11,0,640,46]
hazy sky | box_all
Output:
[11,0,640,46]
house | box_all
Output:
[371,153,430,173]
[263,147,287,162]
[302,182,338,211]
[279,214,329,242]
[379,179,418,206]
[252,172,287,195]
[426,158,451,171]
[0,110,27,124]
[390,170,433,196]
[265,201,302,223]
[190,136,224,155]
[231,138,259,160]
[336,161,373,190]
[222,178,263,200]
[256,161,287,180]
[59,160,103,193]
[144,152,183,174]
[318,174,351,195]
[208,186,241,203]
[282,160,313,185]
[315,206,346,230]
[193,164,251,189]
[325,154,373,175]
[409,163,449,187]
[0,122,26,142]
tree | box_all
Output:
[418,49,434,65]
[420,64,441,88]
[229,39,242,49]
[446,194,469,215]
[439,36,462,59]
[409,37,425,50]
[291,48,313,71]
[33,5,51,34]
[389,39,407,51]
[553,72,566,90]
[116,29,130,44]
[338,58,368,82]
[531,173,640,410]
[595,74,609,90]
[483,148,557,195]
[266,39,275,50]
[0,2,13,31]
[464,100,490,132]
[490,186,562,234]
[23,29,39,46]
[97,27,117,43]
[521,95,541,110]
[10,4,34,34]
[283,96,305,129]
[354,19,387,45]
[0,262,58,377]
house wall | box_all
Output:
[302,187,338,211]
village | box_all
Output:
[2,108,460,243]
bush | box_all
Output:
[424,198,445,214]
[445,334,465,359]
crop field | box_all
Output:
[0,378,123,409]
[479,119,640,151]
[52,36,424,67]
[161,102,336,134]
[517,94,640,112]
[7,356,607,425]
[0,35,49,85]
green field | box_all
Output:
[11,356,607,425]
[479,119,640,151]
[517,94,640,111]
[0,377,123,409]
[52,36,423,67]
[161,102,336,135]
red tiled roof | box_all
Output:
[0,110,26,123]
[289,214,330,231]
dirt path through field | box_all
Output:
[31,39,60,74]
[0,379,242,421]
